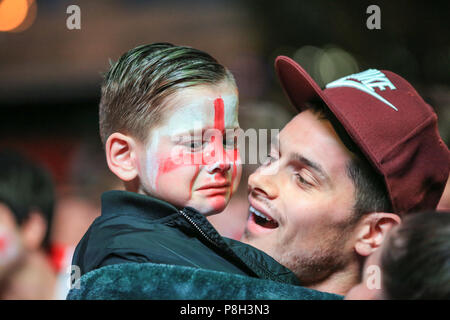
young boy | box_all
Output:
[72,43,256,277]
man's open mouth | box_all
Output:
[249,205,279,229]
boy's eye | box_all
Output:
[223,134,238,149]
[183,140,204,152]
[191,142,202,148]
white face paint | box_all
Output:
[137,80,242,216]
[158,93,239,137]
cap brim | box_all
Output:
[275,56,326,111]
[274,55,367,163]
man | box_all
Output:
[240,56,450,295]
[67,56,449,299]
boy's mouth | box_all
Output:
[197,182,230,190]
[196,182,230,196]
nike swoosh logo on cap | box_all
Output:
[326,69,398,111]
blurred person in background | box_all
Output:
[49,141,121,299]
[346,211,450,299]
[0,150,56,299]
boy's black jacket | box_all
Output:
[72,190,301,285]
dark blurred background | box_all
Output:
[1,0,449,252]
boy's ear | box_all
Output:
[105,133,139,182]
[354,212,401,257]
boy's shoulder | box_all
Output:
[72,210,189,275]
[87,209,181,249]
[72,190,187,274]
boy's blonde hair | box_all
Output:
[99,43,236,145]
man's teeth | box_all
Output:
[250,206,272,221]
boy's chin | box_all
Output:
[187,196,229,216]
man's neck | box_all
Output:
[306,265,360,296]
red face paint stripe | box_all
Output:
[155,152,205,191]
[214,98,225,133]
[160,152,205,174]
[213,97,229,164]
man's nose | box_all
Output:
[248,169,278,199]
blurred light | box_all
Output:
[292,45,324,85]
[316,49,336,86]
[318,46,359,85]
[0,0,36,33]
[292,45,359,87]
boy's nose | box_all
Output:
[207,161,231,174]
[203,133,234,173]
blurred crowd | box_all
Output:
[0,147,121,299]
[1,0,449,300]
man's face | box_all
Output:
[137,80,242,216]
[241,109,357,284]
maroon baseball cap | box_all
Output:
[275,55,450,214]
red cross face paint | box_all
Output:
[137,81,242,216]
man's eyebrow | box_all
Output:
[289,152,331,183]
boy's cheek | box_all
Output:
[155,168,198,206]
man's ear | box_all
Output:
[20,211,47,251]
[105,132,140,182]
[354,212,401,257]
